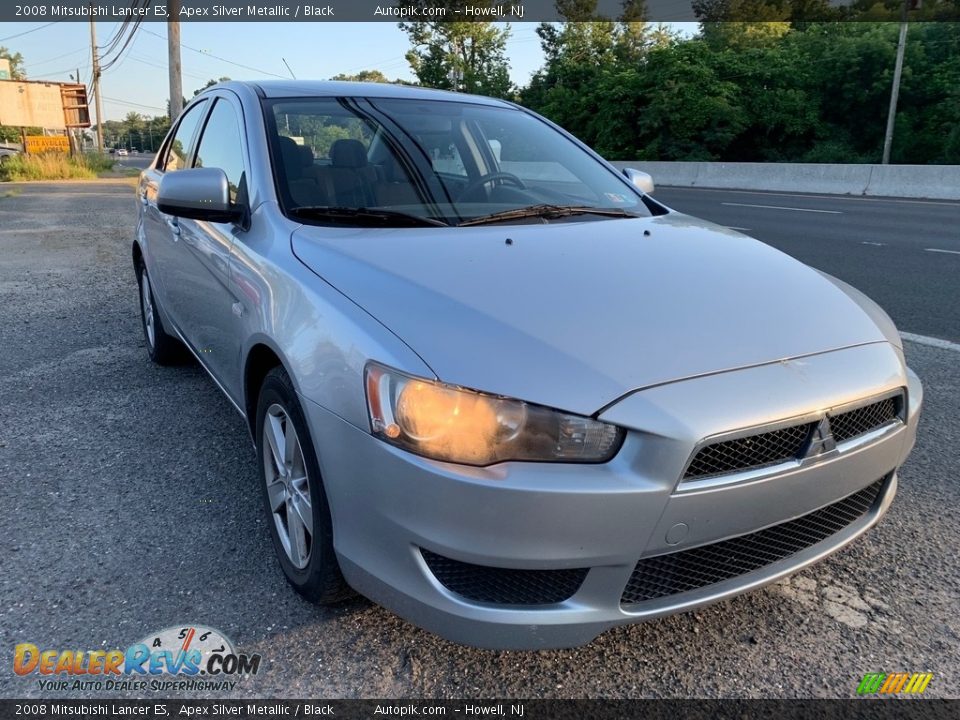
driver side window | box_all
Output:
[161,100,208,173]
[193,99,245,204]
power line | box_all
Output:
[24,47,87,69]
[102,95,165,111]
[100,13,147,73]
[0,22,57,43]
[98,19,133,58]
[30,66,90,80]
[140,26,288,79]
[124,52,209,81]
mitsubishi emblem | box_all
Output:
[807,416,838,457]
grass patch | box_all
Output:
[0,152,117,181]
[83,153,120,174]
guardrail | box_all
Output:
[608,161,960,201]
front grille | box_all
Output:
[621,478,885,606]
[421,549,587,606]
[828,397,900,443]
[683,422,815,480]
[683,393,904,481]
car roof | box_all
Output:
[219,80,515,108]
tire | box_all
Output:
[136,259,184,366]
[256,366,352,604]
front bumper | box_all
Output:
[301,342,922,649]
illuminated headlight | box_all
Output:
[364,363,624,466]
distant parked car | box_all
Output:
[0,145,21,165]
[116,148,129,157]
[134,80,922,650]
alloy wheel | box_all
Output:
[262,403,313,569]
[141,272,156,349]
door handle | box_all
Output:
[165,216,181,238]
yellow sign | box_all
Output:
[24,136,70,155]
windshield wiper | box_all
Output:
[457,204,642,227]
[290,206,449,228]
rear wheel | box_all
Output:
[256,366,352,604]
[136,259,183,365]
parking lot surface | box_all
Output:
[0,182,957,699]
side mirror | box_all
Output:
[622,167,655,195]
[157,167,242,223]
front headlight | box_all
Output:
[364,363,624,466]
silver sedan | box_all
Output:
[134,81,922,649]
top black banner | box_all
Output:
[0,700,957,720]
[3,0,959,24]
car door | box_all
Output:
[139,99,210,321]
[171,94,249,402]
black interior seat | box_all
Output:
[374,153,421,207]
[277,136,329,207]
[308,139,377,207]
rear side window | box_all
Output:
[193,99,245,203]
[161,100,208,172]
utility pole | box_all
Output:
[882,1,912,164]
[89,17,104,152]
[168,0,183,120]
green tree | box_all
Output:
[399,2,513,97]
[193,77,231,96]
[330,70,392,83]
[521,19,960,163]
[0,46,26,79]
[591,40,749,160]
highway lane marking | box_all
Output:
[862,241,886,246]
[901,332,960,352]
[722,202,842,214]
[662,186,960,207]
[925,248,960,255]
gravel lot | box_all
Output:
[0,182,957,699]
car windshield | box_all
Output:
[264,97,650,226]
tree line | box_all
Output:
[4,12,959,164]
[398,13,960,164]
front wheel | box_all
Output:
[256,366,352,604]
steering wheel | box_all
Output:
[457,172,526,201]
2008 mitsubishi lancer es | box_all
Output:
[133,80,922,649]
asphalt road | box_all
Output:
[655,187,960,343]
[114,154,155,171]
[0,182,957,700]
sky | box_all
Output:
[1,21,552,121]
[2,21,698,122]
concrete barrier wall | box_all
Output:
[608,161,960,200]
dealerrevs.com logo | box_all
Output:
[13,625,261,692]
[857,672,934,695]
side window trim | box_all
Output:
[158,98,210,173]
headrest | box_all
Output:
[299,145,315,167]
[278,136,311,171]
[330,139,368,169]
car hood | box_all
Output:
[291,213,889,416]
